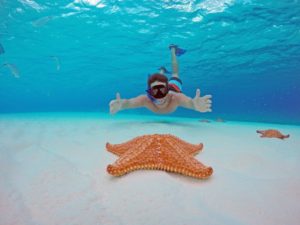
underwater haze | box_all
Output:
[0,0,300,124]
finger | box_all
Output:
[109,102,116,114]
[110,107,116,115]
[116,92,121,100]
[109,100,117,107]
[203,94,212,100]
[206,99,212,104]
[207,108,212,112]
[195,88,200,98]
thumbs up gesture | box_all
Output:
[192,89,212,113]
[109,93,122,115]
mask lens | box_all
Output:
[150,85,168,99]
[152,88,158,95]
[159,87,167,94]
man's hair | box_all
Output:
[147,73,168,87]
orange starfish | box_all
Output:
[106,134,213,179]
[256,129,290,139]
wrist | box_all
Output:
[120,99,126,110]
[191,99,196,110]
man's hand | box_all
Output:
[192,89,212,112]
[109,93,122,115]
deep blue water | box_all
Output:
[0,0,300,124]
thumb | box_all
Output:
[116,92,121,100]
[195,88,201,98]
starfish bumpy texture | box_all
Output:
[106,134,213,179]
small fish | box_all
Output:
[216,118,225,122]
[50,56,60,71]
[199,119,210,123]
[0,43,5,55]
[32,16,54,27]
[2,63,20,78]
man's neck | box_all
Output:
[154,94,171,108]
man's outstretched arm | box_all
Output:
[109,93,147,114]
[175,89,212,113]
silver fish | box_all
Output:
[0,43,4,54]
[32,16,54,27]
[2,63,20,78]
[50,56,60,71]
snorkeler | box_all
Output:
[109,44,212,115]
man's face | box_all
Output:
[150,81,169,99]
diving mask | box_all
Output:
[149,84,169,99]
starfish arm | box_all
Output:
[106,135,148,156]
[161,142,213,179]
[178,156,213,179]
[107,137,155,175]
[165,134,203,155]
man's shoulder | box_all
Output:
[137,94,149,100]
[137,94,152,106]
[169,92,184,99]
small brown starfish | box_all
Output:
[256,129,290,139]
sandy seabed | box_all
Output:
[0,112,299,225]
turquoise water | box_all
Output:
[0,0,299,124]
